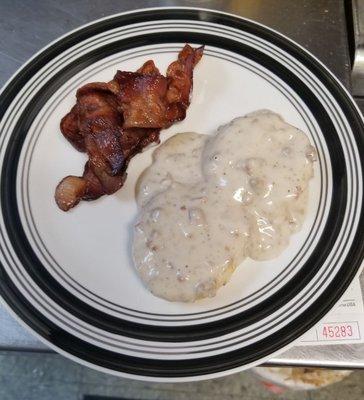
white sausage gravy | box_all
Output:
[133,110,316,302]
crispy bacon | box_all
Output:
[137,60,160,75]
[55,176,87,211]
[114,71,168,129]
[55,44,204,211]
[166,44,204,122]
[60,105,85,152]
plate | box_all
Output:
[1,7,364,381]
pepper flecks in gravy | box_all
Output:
[133,110,316,302]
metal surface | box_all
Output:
[269,343,364,369]
[0,300,48,352]
[0,0,361,370]
[270,273,364,369]
[352,0,364,96]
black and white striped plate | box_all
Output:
[1,7,364,381]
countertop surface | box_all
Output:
[1,0,362,369]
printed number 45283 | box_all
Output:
[322,324,353,338]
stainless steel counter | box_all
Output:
[1,0,361,369]
[352,0,364,96]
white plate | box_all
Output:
[0,7,364,381]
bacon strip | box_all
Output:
[55,44,204,211]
